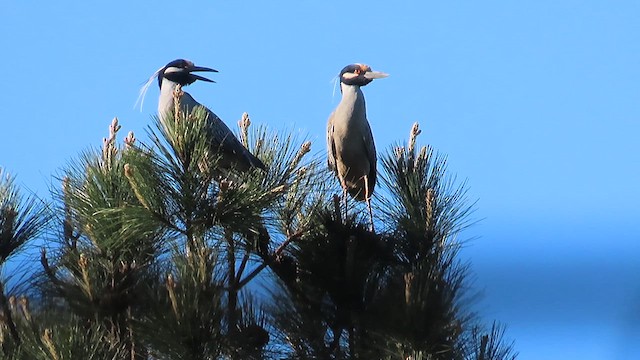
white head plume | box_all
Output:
[330,75,340,102]
[134,65,164,111]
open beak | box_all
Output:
[189,65,218,83]
[363,70,389,80]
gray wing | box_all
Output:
[362,119,377,191]
[326,111,337,173]
[204,106,266,171]
[181,93,265,170]
[203,107,243,152]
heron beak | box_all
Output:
[363,71,389,80]
[191,74,216,83]
[191,66,218,73]
[189,66,218,83]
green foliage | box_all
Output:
[0,168,48,264]
[0,169,49,356]
[9,315,129,360]
[466,322,518,360]
[0,104,516,359]
[138,246,225,360]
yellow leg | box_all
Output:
[332,194,342,224]
[363,176,374,232]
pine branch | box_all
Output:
[0,280,20,347]
[226,228,238,334]
[236,230,303,289]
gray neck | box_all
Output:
[337,83,366,119]
[340,83,364,101]
[158,77,181,116]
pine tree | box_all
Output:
[0,91,516,359]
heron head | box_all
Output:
[158,59,218,88]
[339,63,388,87]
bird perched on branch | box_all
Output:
[326,63,388,231]
[140,59,266,172]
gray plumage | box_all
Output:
[327,63,388,201]
[156,59,266,172]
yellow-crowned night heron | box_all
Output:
[154,59,266,171]
[326,63,388,231]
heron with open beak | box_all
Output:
[151,59,266,172]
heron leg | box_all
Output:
[363,176,374,232]
[342,186,348,224]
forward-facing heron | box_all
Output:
[326,63,388,231]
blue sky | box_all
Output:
[1,1,639,358]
